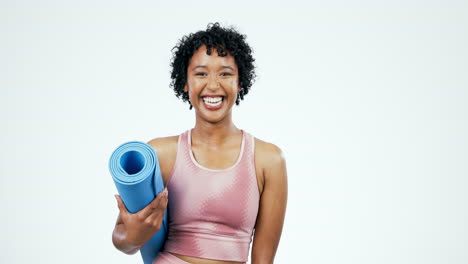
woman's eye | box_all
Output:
[220,72,232,76]
[195,72,207,76]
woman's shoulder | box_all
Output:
[147,135,179,182]
[147,134,179,159]
[147,135,179,150]
[252,136,287,193]
[253,136,286,168]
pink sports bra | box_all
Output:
[163,129,260,262]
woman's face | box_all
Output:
[184,45,240,124]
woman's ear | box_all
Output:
[184,84,188,93]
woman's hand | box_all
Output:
[114,188,168,248]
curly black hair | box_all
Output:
[170,22,256,109]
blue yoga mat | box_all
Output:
[109,141,168,264]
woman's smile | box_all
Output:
[201,96,224,110]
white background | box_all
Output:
[1,0,467,263]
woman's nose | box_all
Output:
[207,75,220,90]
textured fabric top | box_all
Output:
[163,129,260,262]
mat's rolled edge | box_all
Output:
[109,141,157,186]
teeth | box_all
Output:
[203,96,223,107]
[203,96,222,103]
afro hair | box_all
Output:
[169,22,256,109]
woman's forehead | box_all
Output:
[189,45,237,69]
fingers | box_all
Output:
[115,194,129,216]
[139,188,169,220]
[145,191,168,227]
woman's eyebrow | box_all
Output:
[221,65,235,71]
[192,65,207,70]
[192,65,235,71]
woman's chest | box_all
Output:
[167,166,260,231]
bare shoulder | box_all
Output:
[253,137,287,195]
[147,135,179,185]
[254,137,286,169]
[147,135,179,151]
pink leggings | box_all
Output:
[152,252,192,264]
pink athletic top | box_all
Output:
[163,129,260,262]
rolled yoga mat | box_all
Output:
[109,141,168,264]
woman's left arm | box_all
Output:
[251,143,288,264]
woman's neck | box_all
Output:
[192,117,241,147]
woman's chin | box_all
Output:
[194,101,234,123]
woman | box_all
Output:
[112,23,288,264]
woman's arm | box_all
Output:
[112,212,141,255]
[251,143,288,264]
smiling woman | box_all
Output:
[112,23,288,264]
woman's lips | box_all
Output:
[201,96,224,110]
